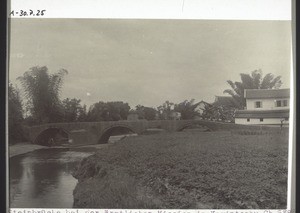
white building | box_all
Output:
[235,88,290,126]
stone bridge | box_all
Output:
[24,119,263,146]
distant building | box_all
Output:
[195,100,209,115]
[213,96,237,108]
[235,88,290,126]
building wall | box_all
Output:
[246,98,289,110]
[235,118,289,125]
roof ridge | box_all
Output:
[244,88,290,99]
[244,88,290,91]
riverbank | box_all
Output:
[72,130,289,209]
[9,143,47,157]
[9,142,113,158]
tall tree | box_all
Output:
[174,99,201,120]
[87,101,131,121]
[135,105,157,120]
[135,105,145,119]
[62,98,83,122]
[107,101,130,120]
[87,101,107,121]
[77,104,88,122]
[18,66,68,124]
[157,101,174,120]
[143,107,157,120]
[8,83,24,143]
[223,69,282,108]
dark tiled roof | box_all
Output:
[244,89,290,99]
[213,96,236,107]
[235,109,289,118]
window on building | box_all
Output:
[276,100,282,107]
[255,101,262,108]
[275,100,288,107]
[285,117,289,121]
[260,118,263,122]
[247,118,250,122]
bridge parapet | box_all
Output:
[26,119,279,146]
[26,120,220,145]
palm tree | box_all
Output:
[174,99,201,120]
[223,69,282,109]
[18,66,68,124]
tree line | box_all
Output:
[8,66,282,143]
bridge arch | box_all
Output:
[98,125,137,144]
[34,127,70,146]
[176,122,212,132]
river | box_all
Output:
[9,135,136,208]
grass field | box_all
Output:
[72,129,289,209]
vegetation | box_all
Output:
[156,100,202,120]
[62,98,86,122]
[8,83,24,144]
[157,101,175,120]
[134,105,157,120]
[73,130,288,209]
[201,102,235,122]
[174,99,201,120]
[17,66,68,124]
[9,66,286,144]
[87,101,130,121]
[9,66,289,208]
[224,69,282,108]
[14,67,284,125]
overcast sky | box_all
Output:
[9,19,291,108]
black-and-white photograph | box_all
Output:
[8,18,291,209]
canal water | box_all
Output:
[9,135,136,208]
[9,147,96,208]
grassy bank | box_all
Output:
[72,130,289,209]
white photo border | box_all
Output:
[7,0,295,212]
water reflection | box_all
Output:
[10,148,94,208]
